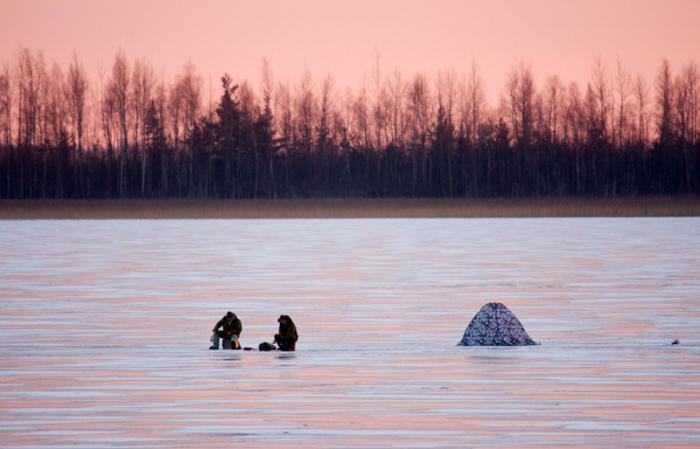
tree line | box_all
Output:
[0,49,698,199]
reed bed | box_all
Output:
[1,196,699,219]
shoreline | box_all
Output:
[1,196,699,219]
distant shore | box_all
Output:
[1,196,699,219]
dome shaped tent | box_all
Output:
[459,302,537,346]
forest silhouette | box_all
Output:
[0,49,698,199]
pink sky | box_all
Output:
[1,0,699,102]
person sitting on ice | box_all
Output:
[209,311,242,350]
[274,314,298,351]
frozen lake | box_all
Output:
[1,218,699,448]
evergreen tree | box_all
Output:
[254,95,276,197]
[215,74,240,197]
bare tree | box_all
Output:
[407,73,431,194]
[181,63,201,143]
[437,68,457,125]
[46,62,65,146]
[466,61,486,143]
[131,58,155,150]
[131,59,156,195]
[506,64,535,147]
[274,78,293,191]
[108,52,129,150]
[386,68,407,146]
[16,48,40,147]
[655,59,674,145]
[295,68,315,154]
[66,54,88,151]
[634,75,650,145]
[0,64,12,146]
[100,72,116,152]
[683,62,699,145]
[317,74,334,147]
[274,79,293,146]
[615,58,633,146]
[563,82,584,146]
[260,58,276,197]
[107,51,130,196]
[35,55,51,146]
[544,75,564,144]
[407,74,431,146]
[152,80,168,195]
[591,58,610,142]
[168,83,183,148]
[435,68,458,196]
[675,61,698,191]
[584,83,600,144]
[675,62,698,144]
[372,54,384,149]
[350,84,371,149]
[316,74,335,191]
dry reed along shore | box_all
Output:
[1,197,699,219]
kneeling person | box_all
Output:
[274,315,298,351]
[210,311,242,350]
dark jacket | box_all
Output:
[274,317,298,351]
[213,315,242,338]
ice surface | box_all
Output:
[1,217,700,448]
